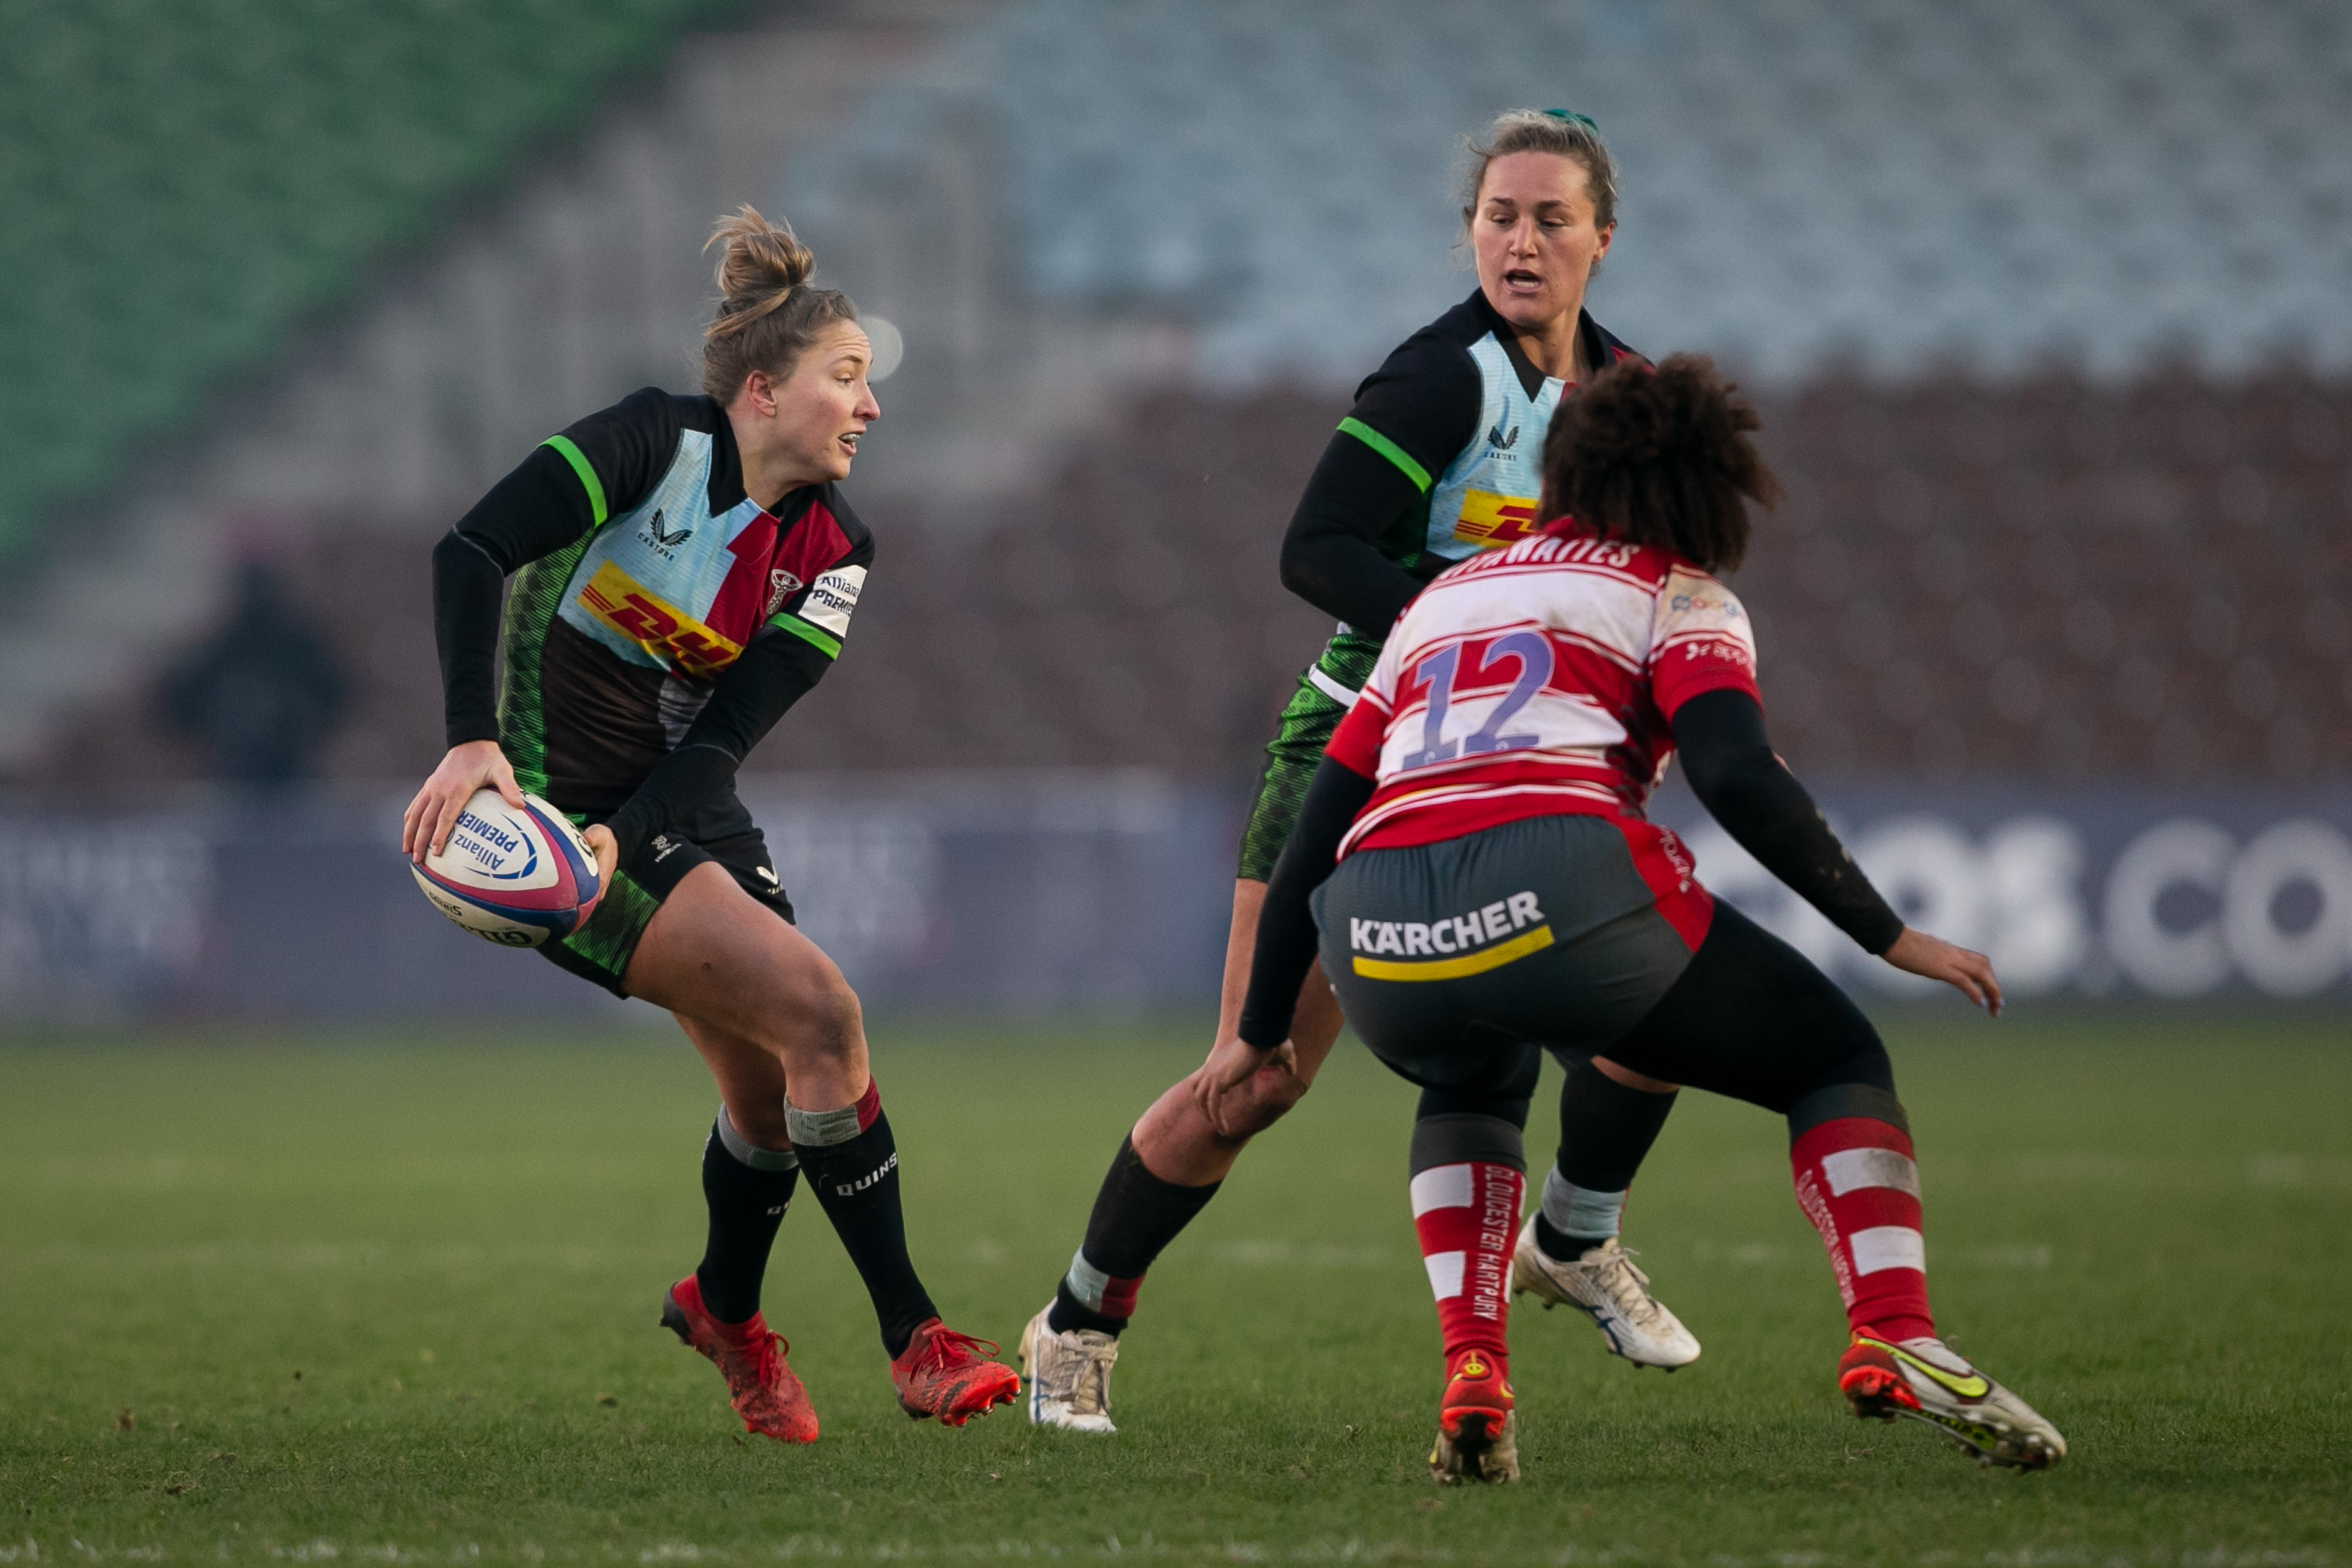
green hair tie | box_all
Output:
[1543,108,1600,132]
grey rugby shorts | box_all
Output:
[1310,813,1715,1093]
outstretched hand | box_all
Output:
[1882,926,2003,1017]
[1192,1034,1298,1137]
[401,740,523,864]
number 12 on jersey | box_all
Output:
[1400,630,1556,769]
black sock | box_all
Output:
[694,1111,801,1324]
[1046,1135,1220,1337]
[789,1082,938,1358]
[1541,1055,1678,1254]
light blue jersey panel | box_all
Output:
[1425,333,1562,562]
[556,431,766,670]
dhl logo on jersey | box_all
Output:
[1450,488,1543,548]
[577,561,744,675]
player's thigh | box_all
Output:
[1286,961,1346,1084]
[1601,901,1885,1112]
[627,861,866,1065]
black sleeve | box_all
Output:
[598,520,877,866]
[597,630,836,865]
[1279,435,1436,631]
[1673,688,1905,954]
[432,388,683,750]
[1237,755,1379,1047]
[1277,333,1480,631]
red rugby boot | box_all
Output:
[890,1319,1020,1425]
[661,1274,818,1444]
[1429,1347,1519,1483]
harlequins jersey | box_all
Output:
[1333,291,1641,586]
[496,388,873,819]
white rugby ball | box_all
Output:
[412,789,602,948]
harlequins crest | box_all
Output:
[766,568,803,616]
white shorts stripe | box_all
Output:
[1849,1226,1927,1276]
[1423,1250,1467,1299]
[1822,1147,1921,1198]
[1410,1165,1475,1216]
[1306,664,1361,709]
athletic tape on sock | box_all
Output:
[713,1108,800,1172]
[1539,1167,1624,1241]
[1062,1250,1143,1319]
[785,1078,882,1148]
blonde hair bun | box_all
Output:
[705,205,817,340]
[697,205,859,400]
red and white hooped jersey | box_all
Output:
[1326,520,1761,861]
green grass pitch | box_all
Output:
[2,1014,2346,1562]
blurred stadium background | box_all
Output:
[2,0,2349,1020]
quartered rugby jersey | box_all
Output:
[1333,291,1641,581]
[1326,520,1760,859]
[499,388,872,817]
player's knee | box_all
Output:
[772,966,863,1066]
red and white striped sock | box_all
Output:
[1410,1160,1525,1364]
[1791,1116,1934,1343]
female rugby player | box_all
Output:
[1215,356,2065,1482]
[403,207,1019,1443]
[1022,110,1697,1432]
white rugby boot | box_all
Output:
[1017,1301,1119,1433]
[1839,1333,2066,1469]
[1509,1219,1701,1369]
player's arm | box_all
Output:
[1671,689,1900,952]
[598,527,875,869]
[409,389,679,863]
[1672,690,2000,1013]
[1278,339,1479,630]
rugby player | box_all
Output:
[403,207,1018,1443]
[1022,110,1698,1433]
[1214,355,2066,1481]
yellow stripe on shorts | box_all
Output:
[1351,924,1555,982]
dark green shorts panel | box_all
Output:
[540,870,663,994]
[1237,631,1383,882]
[1310,815,1696,1087]
[537,827,794,998]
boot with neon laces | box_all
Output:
[1788,1087,2063,1469]
[1839,1332,2065,1469]
[1510,1218,1700,1369]
[1018,1301,1119,1433]
[891,1318,1021,1425]
[661,1274,818,1444]
[1429,1347,1518,1484]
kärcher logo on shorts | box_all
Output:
[1348,891,1557,983]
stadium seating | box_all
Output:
[53,371,2350,790]
[794,0,2352,386]
[0,0,745,557]
[14,0,2348,794]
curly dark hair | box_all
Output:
[1538,354,1781,573]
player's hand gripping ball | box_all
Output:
[412,789,603,948]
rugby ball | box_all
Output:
[412,790,602,948]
